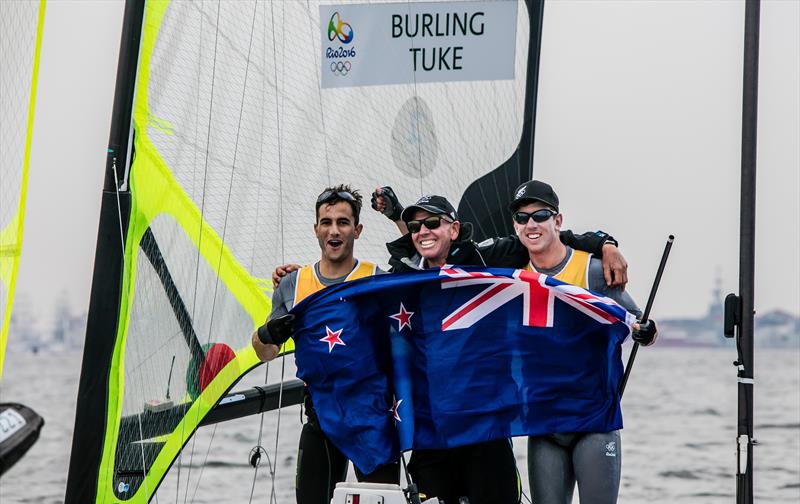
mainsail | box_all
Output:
[66,1,542,502]
[0,0,46,381]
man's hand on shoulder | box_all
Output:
[272,263,300,288]
[602,243,628,289]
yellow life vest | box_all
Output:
[293,260,377,305]
[525,249,591,288]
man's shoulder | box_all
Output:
[275,268,301,296]
[586,256,610,292]
[476,234,528,268]
[476,234,518,250]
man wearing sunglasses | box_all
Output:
[379,194,524,503]
[251,185,399,504]
[377,190,631,504]
[508,179,657,504]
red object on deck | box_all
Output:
[198,343,236,391]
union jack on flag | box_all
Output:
[439,266,636,330]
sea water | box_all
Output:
[0,346,798,503]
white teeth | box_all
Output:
[419,239,436,249]
[526,233,541,239]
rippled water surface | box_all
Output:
[1,347,798,503]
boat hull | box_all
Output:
[0,403,44,476]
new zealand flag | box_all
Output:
[291,266,635,474]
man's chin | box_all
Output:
[522,242,544,255]
[325,252,351,263]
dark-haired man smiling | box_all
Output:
[508,180,657,504]
[251,184,398,504]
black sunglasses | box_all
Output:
[317,190,357,205]
[512,209,557,224]
[407,215,451,233]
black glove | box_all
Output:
[257,314,295,346]
[632,319,658,346]
[370,186,404,221]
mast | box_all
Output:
[518,0,545,187]
[457,0,545,241]
[725,1,760,503]
[64,0,145,501]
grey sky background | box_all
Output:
[14,0,799,331]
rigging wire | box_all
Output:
[403,0,424,200]
[306,0,332,186]
[247,4,272,503]
[266,1,291,500]
[111,160,127,254]
[247,4,276,499]
[113,124,157,502]
[183,2,223,502]
[247,364,275,504]
[269,354,289,504]
[242,1,294,501]
[188,424,220,504]
[175,1,209,498]
[182,0,262,501]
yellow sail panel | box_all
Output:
[93,3,275,501]
[0,0,46,381]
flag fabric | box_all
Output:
[291,266,635,474]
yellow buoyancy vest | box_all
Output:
[293,260,377,305]
[526,249,591,288]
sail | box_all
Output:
[0,1,46,381]
[66,1,538,502]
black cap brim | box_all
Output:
[401,204,456,223]
[509,197,558,213]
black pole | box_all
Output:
[519,0,546,181]
[619,235,674,398]
[457,0,546,241]
[140,228,205,363]
[735,1,760,502]
[64,0,145,502]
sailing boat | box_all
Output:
[64,0,544,501]
[0,0,46,477]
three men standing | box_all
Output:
[253,180,654,504]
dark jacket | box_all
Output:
[387,224,613,272]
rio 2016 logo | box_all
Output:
[328,11,354,44]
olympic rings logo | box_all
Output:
[328,12,354,44]
[330,60,352,76]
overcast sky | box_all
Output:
[14,0,799,330]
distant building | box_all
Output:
[658,278,799,348]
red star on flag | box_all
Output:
[389,397,403,422]
[389,302,414,331]
[319,326,345,353]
